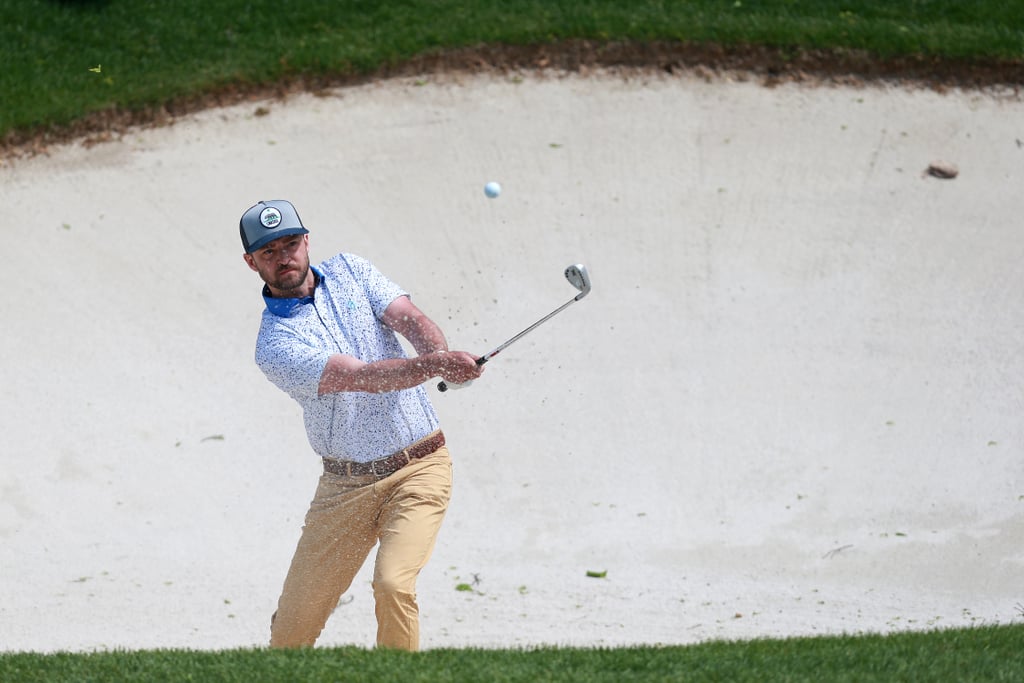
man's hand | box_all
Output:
[431,351,484,385]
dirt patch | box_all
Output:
[3,39,1021,160]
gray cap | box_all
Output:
[239,199,309,253]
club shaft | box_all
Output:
[437,295,580,392]
[479,296,579,362]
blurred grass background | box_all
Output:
[2,0,1022,144]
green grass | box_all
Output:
[2,624,1023,682]
[2,0,1023,142]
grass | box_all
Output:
[2,0,1023,143]
[2,624,1023,682]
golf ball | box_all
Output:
[484,181,501,198]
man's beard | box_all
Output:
[264,260,310,295]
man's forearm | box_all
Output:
[318,353,447,395]
[399,316,448,356]
[381,297,449,356]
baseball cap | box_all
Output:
[239,199,309,253]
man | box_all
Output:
[240,199,483,650]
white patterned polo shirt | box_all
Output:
[254,253,440,462]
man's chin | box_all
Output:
[270,270,308,294]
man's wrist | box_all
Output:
[416,351,449,374]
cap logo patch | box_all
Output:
[259,206,282,229]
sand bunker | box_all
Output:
[1,70,1022,651]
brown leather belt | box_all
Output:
[322,431,445,479]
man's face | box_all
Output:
[244,233,311,295]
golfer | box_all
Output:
[240,199,483,650]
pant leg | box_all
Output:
[270,472,379,648]
[371,447,453,650]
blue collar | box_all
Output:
[262,265,324,318]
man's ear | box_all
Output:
[243,253,258,272]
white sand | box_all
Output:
[1,70,1022,652]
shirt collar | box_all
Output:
[262,265,324,318]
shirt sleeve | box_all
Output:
[254,319,331,403]
[342,253,408,318]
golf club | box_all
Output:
[438,264,591,392]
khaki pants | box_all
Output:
[269,444,452,650]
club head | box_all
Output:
[564,264,591,300]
